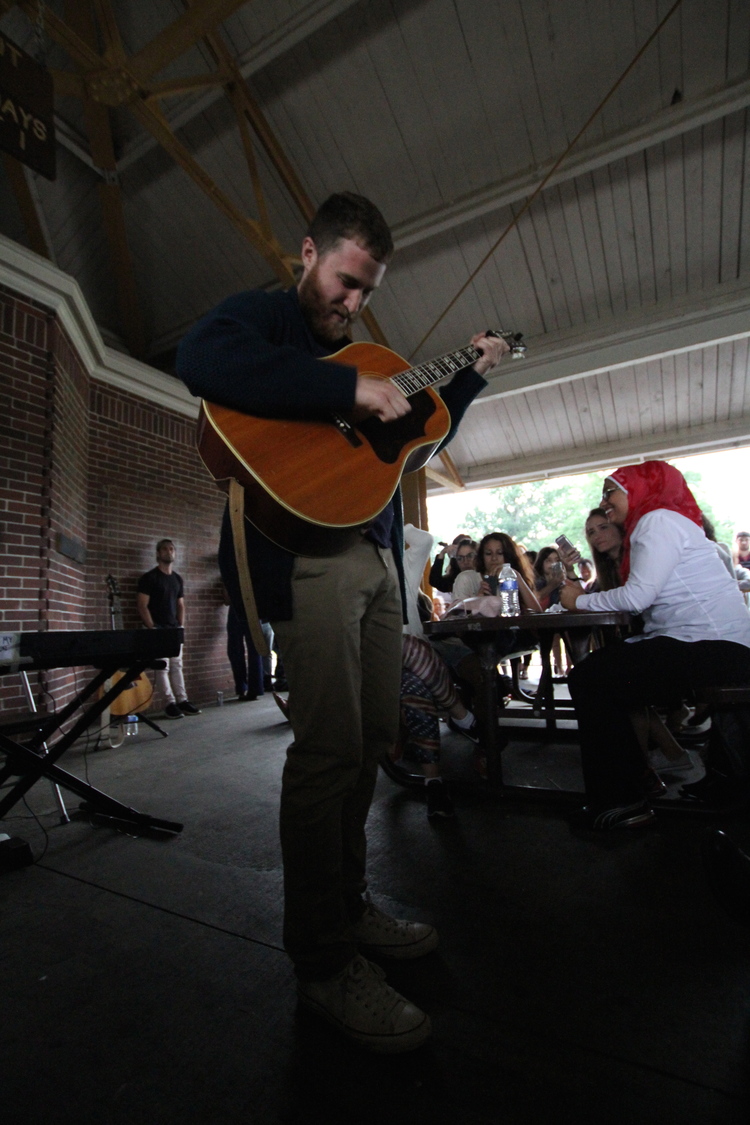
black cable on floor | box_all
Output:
[36,861,285,954]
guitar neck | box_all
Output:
[391,345,481,398]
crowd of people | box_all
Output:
[408,475,750,826]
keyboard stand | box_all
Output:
[0,630,184,835]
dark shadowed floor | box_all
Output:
[1,689,749,1125]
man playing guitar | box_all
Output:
[177,192,510,1052]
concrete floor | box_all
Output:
[1,692,749,1125]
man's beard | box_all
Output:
[298,267,351,344]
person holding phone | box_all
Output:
[533,546,582,675]
[559,461,750,829]
[428,535,477,595]
[532,547,568,609]
[452,531,539,608]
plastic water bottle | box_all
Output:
[127,714,138,736]
[498,564,520,616]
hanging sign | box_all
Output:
[0,32,56,180]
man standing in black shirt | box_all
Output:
[137,539,201,719]
[178,193,510,1051]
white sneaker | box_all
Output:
[297,955,431,1052]
[647,747,696,775]
[352,898,438,959]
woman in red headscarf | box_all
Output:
[559,460,750,830]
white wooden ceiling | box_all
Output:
[1,0,749,493]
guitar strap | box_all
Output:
[228,478,271,659]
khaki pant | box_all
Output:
[272,538,402,981]
[154,646,186,706]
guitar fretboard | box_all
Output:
[392,346,480,398]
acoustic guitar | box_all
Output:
[104,575,153,717]
[197,331,525,556]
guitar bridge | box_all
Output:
[332,414,363,448]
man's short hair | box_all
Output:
[156,538,174,554]
[306,192,393,262]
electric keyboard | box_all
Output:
[0,628,183,671]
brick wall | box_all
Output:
[0,281,233,717]
[87,381,230,707]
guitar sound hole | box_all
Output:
[356,391,437,463]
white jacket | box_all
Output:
[578,509,750,647]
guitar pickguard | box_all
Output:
[354,389,437,464]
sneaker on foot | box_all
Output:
[425,778,455,819]
[297,955,431,1053]
[352,898,438,959]
[447,715,479,744]
[570,799,655,831]
[179,700,201,715]
[647,747,695,775]
[164,702,184,719]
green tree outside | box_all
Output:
[439,467,734,557]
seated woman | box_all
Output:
[578,558,594,590]
[428,536,478,597]
[446,530,540,693]
[533,546,566,609]
[452,531,540,608]
[576,508,621,590]
[533,546,572,675]
[564,508,686,783]
[560,461,750,830]
[400,631,482,811]
[400,525,481,808]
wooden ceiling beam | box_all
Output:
[450,418,750,495]
[126,0,251,84]
[15,1,102,70]
[115,0,362,174]
[480,281,750,402]
[50,69,86,99]
[424,465,463,492]
[9,0,390,348]
[145,72,229,100]
[2,154,51,260]
[227,83,273,241]
[435,450,465,490]
[64,0,145,359]
[91,0,127,63]
[393,75,750,252]
[203,29,315,219]
[126,96,295,286]
[201,22,391,347]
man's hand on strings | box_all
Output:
[470,332,510,377]
[354,375,411,422]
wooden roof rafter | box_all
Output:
[61,0,145,357]
[2,0,433,512]
[1,153,51,260]
[4,0,299,288]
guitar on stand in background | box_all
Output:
[98,576,166,748]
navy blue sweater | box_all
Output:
[177,286,486,621]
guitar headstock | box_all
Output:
[106,574,122,600]
[487,328,526,358]
[105,574,124,631]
